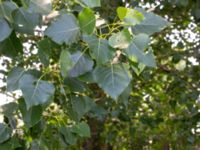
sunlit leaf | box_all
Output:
[78,7,95,34]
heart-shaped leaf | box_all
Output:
[83,35,115,64]
[19,74,55,109]
[45,14,80,44]
[93,64,132,99]
[132,8,170,35]
[7,67,25,92]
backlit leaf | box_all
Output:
[78,8,95,34]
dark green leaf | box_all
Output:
[0,136,21,150]
[12,8,41,34]
[45,14,80,44]
[0,32,23,57]
[0,123,12,143]
[78,7,95,34]
[64,77,87,93]
[19,74,55,109]
[0,102,18,118]
[7,67,25,92]
[93,64,132,99]
[18,99,43,127]
[69,96,95,121]
[83,35,115,64]
[38,38,51,66]
[59,127,77,145]
[71,122,91,138]
[0,18,12,42]
[59,50,74,78]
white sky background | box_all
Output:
[0,1,200,106]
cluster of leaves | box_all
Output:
[0,0,199,149]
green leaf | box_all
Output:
[68,51,94,77]
[59,127,77,145]
[26,0,52,14]
[60,50,93,78]
[45,14,80,44]
[118,83,132,106]
[79,71,95,83]
[82,0,101,8]
[83,35,115,64]
[64,77,87,93]
[0,18,12,42]
[108,28,132,49]
[18,99,43,127]
[0,1,18,23]
[125,34,156,67]
[78,8,95,34]
[0,102,18,118]
[7,67,25,92]
[132,63,146,76]
[12,8,41,34]
[0,32,23,57]
[37,38,51,66]
[117,7,144,26]
[71,122,91,138]
[0,136,21,150]
[0,123,12,143]
[19,74,55,109]
[93,64,132,99]
[132,8,170,35]
[133,33,150,50]
[69,96,94,121]
[59,50,73,78]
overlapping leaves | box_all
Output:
[0,1,171,148]
[83,35,115,64]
